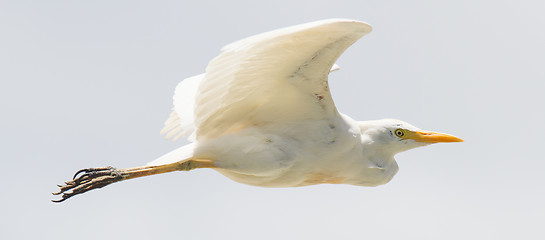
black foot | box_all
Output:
[52,166,123,203]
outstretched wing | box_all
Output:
[167,19,372,141]
[162,65,343,142]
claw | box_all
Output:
[72,174,91,184]
[73,169,89,180]
[72,166,114,180]
[51,198,68,203]
[53,166,123,203]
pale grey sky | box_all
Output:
[1,1,544,239]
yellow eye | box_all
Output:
[394,128,405,137]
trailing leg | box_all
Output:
[52,159,214,203]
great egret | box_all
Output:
[53,19,462,203]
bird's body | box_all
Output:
[53,19,462,202]
[157,113,398,188]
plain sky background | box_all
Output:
[1,0,544,239]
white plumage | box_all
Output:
[54,19,462,202]
[149,19,462,187]
[157,20,363,143]
[160,73,202,141]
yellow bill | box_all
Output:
[406,130,464,143]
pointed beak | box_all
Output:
[408,130,464,143]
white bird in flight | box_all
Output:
[53,19,462,202]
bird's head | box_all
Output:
[358,119,463,156]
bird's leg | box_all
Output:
[52,159,214,203]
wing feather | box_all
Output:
[194,19,371,140]
[161,74,203,141]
